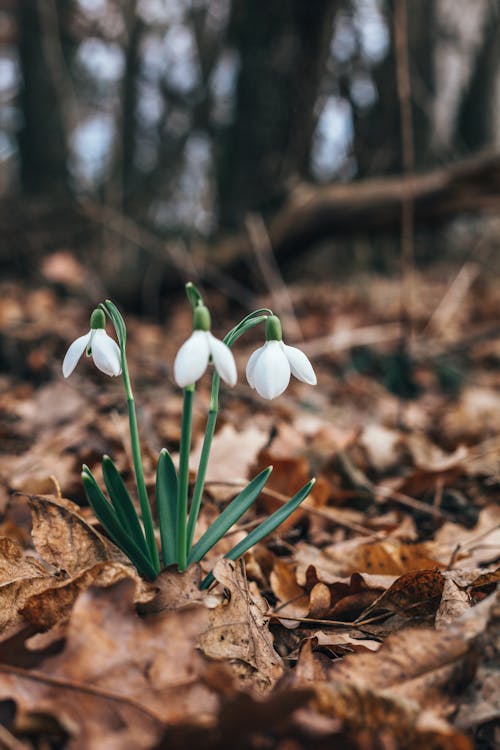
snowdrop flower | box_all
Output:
[62,309,122,378]
[246,315,316,400]
[174,305,237,388]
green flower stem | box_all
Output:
[177,384,195,570]
[122,356,160,574]
[185,312,271,558]
[186,374,219,551]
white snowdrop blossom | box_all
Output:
[174,306,237,388]
[246,316,316,400]
[62,310,122,378]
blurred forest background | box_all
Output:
[1,0,500,313]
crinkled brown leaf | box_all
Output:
[28,494,119,576]
[315,621,475,749]
[0,578,218,749]
[0,537,53,634]
[361,568,445,619]
[198,559,284,693]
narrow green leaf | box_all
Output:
[188,466,272,565]
[82,468,158,580]
[100,299,127,349]
[200,478,315,589]
[156,448,178,566]
[101,455,150,558]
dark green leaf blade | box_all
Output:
[82,467,158,580]
[188,466,272,565]
[156,448,178,566]
[101,455,150,558]
[200,478,315,589]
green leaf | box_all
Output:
[82,467,158,580]
[101,455,150,558]
[200,478,315,589]
[188,466,272,565]
[100,300,127,349]
[156,448,178,566]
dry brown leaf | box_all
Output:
[435,575,471,629]
[21,560,154,631]
[362,568,445,619]
[189,423,269,484]
[138,564,207,614]
[443,386,500,440]
[0,578,218,749]
[0,496,152,635]
[269,559,309,627]
[332,538,444,576]
[435,505,500,568]
[28,494,120,576]
[198,559,284,693]
[406,432,468,472]
[314,621,477,749]
[0,537,53,634]
[358,423,403,472]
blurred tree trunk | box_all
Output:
[17,0,73,194]
[121,4,142,201]
[216,0,336,228]
[458,4,500,150]
[354,0,435,177]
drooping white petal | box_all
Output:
[174,330,210,387]
[245,345,265,389]
[252,340,290,400]
[62,331,92,378]
[91,329,122,376]
[281,343,317,385]
[208,333,237,386]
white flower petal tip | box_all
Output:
[173,330,210,387]
[250,340,291,400]
[281,343,317,385]
[245,345,264,389]
[208,333,237,386]
[62,331,91,377]
[91,329,122,376]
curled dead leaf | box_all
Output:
[198,559,284,693]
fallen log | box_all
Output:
[267,149,500,257]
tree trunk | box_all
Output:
[17,0,72,194]
[216,0,337,228]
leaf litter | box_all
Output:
[0,270,499,748]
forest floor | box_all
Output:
[0,259,499,749]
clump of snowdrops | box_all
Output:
[62,283,317,586]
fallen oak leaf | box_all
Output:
[138,564,208,614]
[311,591,500,748]
[0,537,53,634]
[21,560,154,631]
[0,578,218,749]
[314,622,476,749]
[359,568,445,621]
[26,494,121,576]
[1,495,154,636]
[198,559,284,693]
